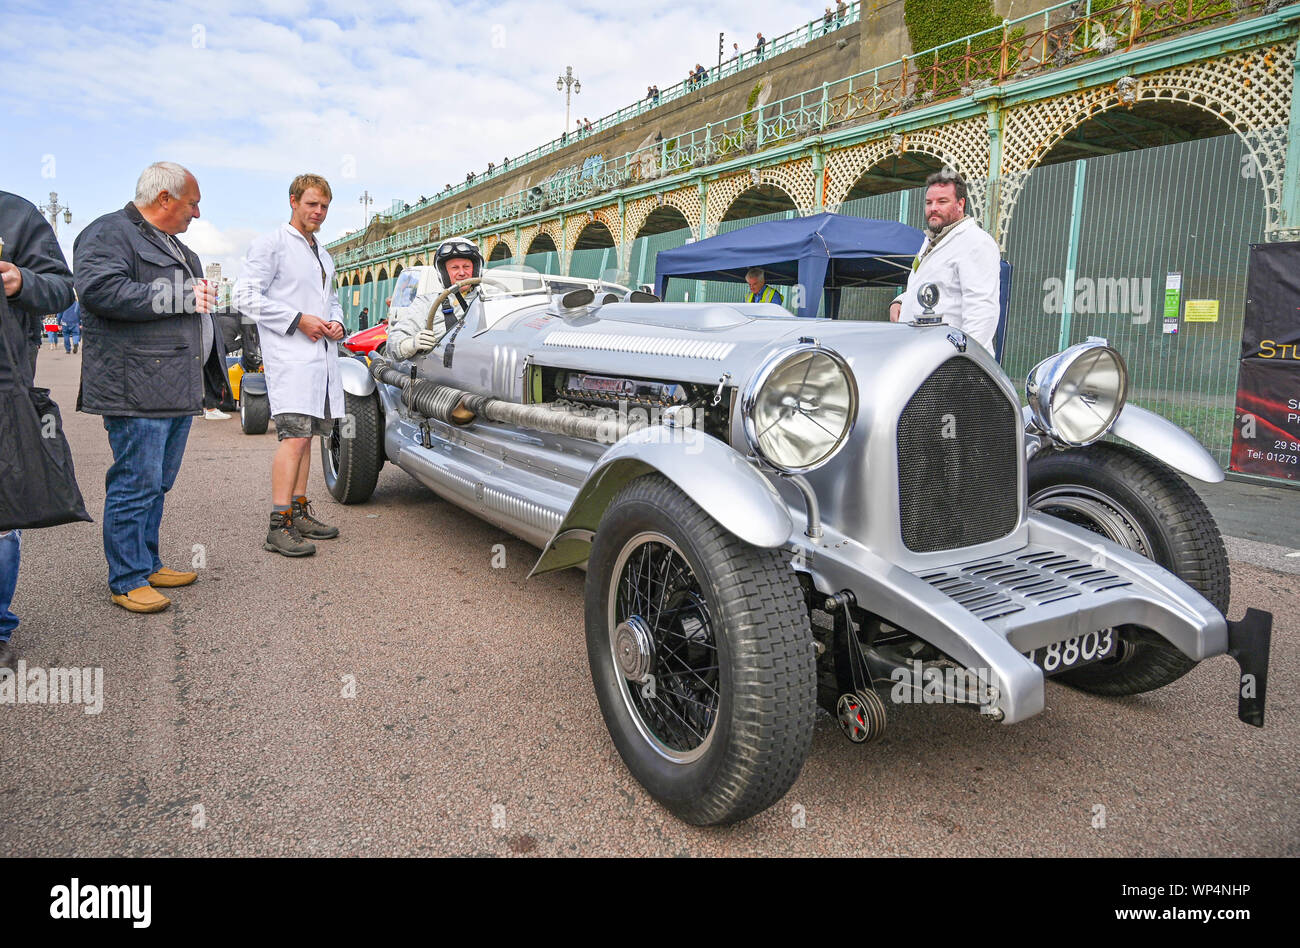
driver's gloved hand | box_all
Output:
[392,329,441,359]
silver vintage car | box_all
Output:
[324,265,1271,826]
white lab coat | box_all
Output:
[898,217,1001,353]
[234,223,344,418]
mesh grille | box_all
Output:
[897,359,1020,553]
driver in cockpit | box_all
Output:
[387,238,483,360]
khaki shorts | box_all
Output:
[273,413,334,440]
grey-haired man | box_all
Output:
[75,162,223,613]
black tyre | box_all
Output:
[320,391,382,504]
[239,392,269,435]
[1028,441,1229,696]
[584,475,816,826]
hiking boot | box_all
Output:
[265,512,316,557]
[111,585,172,613]
[291,498,339,540]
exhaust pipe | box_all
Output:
[370,352,630,443]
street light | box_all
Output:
[359,189,373,230]
[556,66,581,140]
[38,192,72,236]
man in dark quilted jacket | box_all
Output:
[74,162,224,614]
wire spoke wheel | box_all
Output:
[610,532,719,763]
[1028,484,1153,558]
[585,475,816,825]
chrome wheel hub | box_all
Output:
[614,616,654,682]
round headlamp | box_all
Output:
[1025,338,1128,446]
[742,344,857,473]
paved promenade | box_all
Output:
[1,351,1295,856]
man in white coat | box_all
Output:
[894,170,1001,353]
[235,174,346,557]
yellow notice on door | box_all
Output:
[352,290,361,306]
[1184,299,1219,322]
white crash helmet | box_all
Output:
[434,238,483,288]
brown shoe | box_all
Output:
[0,640,14,670]
[148,566,198,588]
[111,585,172,613]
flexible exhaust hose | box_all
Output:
[370,353,629,443]
[369,355,465,422]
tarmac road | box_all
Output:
[1,351,1296,857]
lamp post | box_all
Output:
[38,192,73,237]
[359,190,373,230]
[556,66,581,139]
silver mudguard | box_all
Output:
[797,510,1227,724]
[1022,403,1224,483]
[1110,403,1224,483]
[339,355,376,397]
[530,426,793,576]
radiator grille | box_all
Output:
[897,358,1020,553]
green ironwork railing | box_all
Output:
[331,0,1276,269]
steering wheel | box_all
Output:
[424,276,514,331]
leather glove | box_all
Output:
[393,328,441,359]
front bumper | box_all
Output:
[803,511,1267,725]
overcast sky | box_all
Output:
[2,0,817,279]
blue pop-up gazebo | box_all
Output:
[653,213,924,319]
[652,211,1012,361]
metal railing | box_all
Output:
[332,0,1274,268]
[329,3,863,252]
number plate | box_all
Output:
[1024,629,1118,676]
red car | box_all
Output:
[343,322,386,355]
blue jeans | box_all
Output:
[63,328,81,351]
[0,530,19,642]
[102,416,192,594]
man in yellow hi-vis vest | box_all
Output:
[745,268,783,306]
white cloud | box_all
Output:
[12,0,822,268]
[180,219,263,268]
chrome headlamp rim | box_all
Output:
[741,342,859,474]
[1025,338,1129,447]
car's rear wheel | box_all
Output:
[1028,441,1229,696]
[321,391,382,504]
[584,475,815,826]
[239,392,269,435]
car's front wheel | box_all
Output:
[320,391,382,504]
[1028,441,1229,696]
[584,475,815,826]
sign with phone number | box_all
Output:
[1230,242,1300,480]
